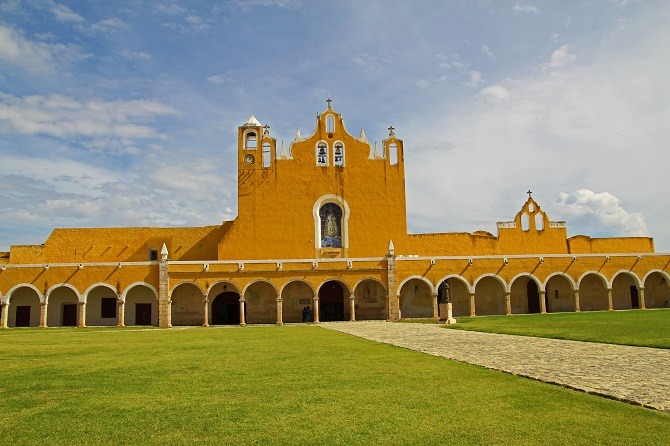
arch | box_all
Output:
[46,283,82,303]
[262,142,272,168]
[353,278,387,320]
[643,271,670,309]
[316,140,328,166]
[280,279,315,323]
[436,275,471,317]
[7,284,41,327]
[171,282,205,326]
[318,280,349,321]
[206,280,241,297]
[578,272,609,311]
[170,281,205,296]
[211,291,241,325]
[123,283,158,326]
[474,274,507,316]
[313,195,351,250]
[544,273,576,313]
[85,284,119,326]
[47,284,80,327]
[333,141,345,166]
[388,142,398,165]
[611,271,641,310]
[244,130,257,149]
[398,277,433,319]
[509,274,542,314]
[326,114,335,133]
[244,280,279,324]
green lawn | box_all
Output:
[1,326,669,445]
[445,309,670,348]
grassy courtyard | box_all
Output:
[446,309,670,348]
[1,325,669,445]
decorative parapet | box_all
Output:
[549,221,567,229]
[497,221,516,229]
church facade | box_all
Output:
[1,101,669,329]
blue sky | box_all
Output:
[1,0,669,252]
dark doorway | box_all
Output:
[630,286,640,309]
[16,305,31,327]
[527,280,540,314]
[319,281,345,321]
[212,292,240,325]
[62,303,77,326]
[135,303,152,325]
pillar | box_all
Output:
[639,287,646,310]
[239,299,246,326]
[117,299,125,327]
[573,290,580,312]
[158,245,171,328]
[469,292,476,317]
[386,240,399,321]
[607,288,614,311]
[202,298,209,327]
[539,291,547,314]
[313,295,320,324]
[349,293,356,321]
[505,291,511,315]
[0,302,8,329]
[40,301,47,328]
[276,297,283,325]
[77,301,86,327]
[432,292,439,319]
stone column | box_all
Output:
[313,294,320,324]
[349,293,356,321]
[276,297,283,325]
[202,298,209,327]
[385,240,399,321]
[607,288,614,311]
[117,299,125,327]
[158,244,171,328]
[469,292,476,317]
[539,291,547,314]
[432,292,439,319]
[239,299,246,326]
[639,287,646,310]
[0,302,8,329]
[505,292,511,315]
[573,290,580,312]
[77,301,86,327]
[40,301,47,328]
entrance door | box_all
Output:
[211,292,240,325]
[630,286,640,309]
[527,281,540,314]
[16,306,31,327]
[319,281,344,321]
[62,303,77,326]
[135,303,152,325]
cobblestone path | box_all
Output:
[321,321,670,413]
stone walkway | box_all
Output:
[321,321,670,413]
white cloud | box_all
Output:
[120,50,151,61]
[481,45,494,58]
[0,24,55,72]
[89,17,129,34]
[0,93,177,142]
[555,190,649,236]
[512,3,539,13]
[480,84,510,103]
[415,79,430,88]
[542,45,576,70]
[207,74,230,84]
[49,2,85,23]
[467,71,483,88]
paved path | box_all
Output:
[321,321,670,413]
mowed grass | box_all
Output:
[1,326,669,445]
[446,309,670,348]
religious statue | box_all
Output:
[325,211,339,237]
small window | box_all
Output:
[535,213,544,230]
[316,142,328,166]
[326,115,335,133]
[388,143,398,166]
[245,132,257,150]
[150,249,158,260]
[101,297,117,318]
[333,142,344,166]
[262,142,271,168]
[554,290,559,299]
[521,213,530,231]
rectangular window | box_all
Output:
[150,249,158,260]
[101,297,117,318]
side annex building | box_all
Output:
[1,101,669,329]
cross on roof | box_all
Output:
[262,124,270,135]
[388,125,395,136]
[527,190,533,199]
[326,98,332,108]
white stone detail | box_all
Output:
[497,221,516,229]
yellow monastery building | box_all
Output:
[1,101,669,329]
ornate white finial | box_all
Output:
[374,142,381,158]
[359,128,368,142]
[280,141,287,159]
[388,240,395,255]
[294,128,302,141]
[244,115,261,127]
[160,243,168,261]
